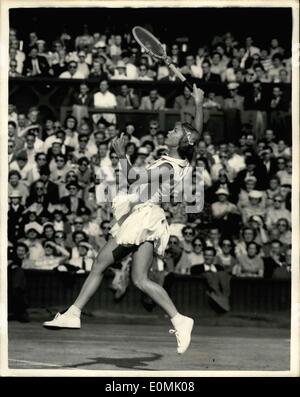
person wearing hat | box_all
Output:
[8,189,25,243]
[68,241,93,273]
[237,176,259,210]
[265,194,291,231]
[30,164,59,204]
[211,188,240,235]
[133,146,150,169]
[60,181,87,216]
[241,190,266,225]
[110,59,129,80]
[21,222,44,264]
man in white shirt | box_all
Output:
[59,61,85,79]
[93,80,117,124]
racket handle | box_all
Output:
[168,63,194,91]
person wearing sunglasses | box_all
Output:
[215,238,237,275]
[59,61,85,79]
[181,226,195,254]
[265,194,291,231]
[188,237,205,274]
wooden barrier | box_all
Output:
[23,270,291,317]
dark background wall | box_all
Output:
[9,7,293,52]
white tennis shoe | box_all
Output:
[43,312,81,329]
[169,316,194,354]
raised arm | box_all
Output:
[191,83,204,138]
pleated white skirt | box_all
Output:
[110,201,170,256]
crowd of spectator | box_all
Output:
[9,27,291,84]
[7,25,292,321]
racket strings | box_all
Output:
[133,27,165,58]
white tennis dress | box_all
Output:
[110,155,190,256]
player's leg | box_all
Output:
[131,241,194,354]
[43,238,133,329]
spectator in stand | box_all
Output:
[181,226,195,254]
[59,61,85,79]
[30,164,59,204]
[263,240,289,279]
[116,84,139,109]
[8,170,29,205]
[252,64,271,83]
[211,188,240,235]
[273,139,291,159]
[198,246,231,311]
[241,190,266,225]
[199,60,221,83]
[93,80,117,125]
[216,238,237,274]
[235,226,256,257]
[76,51,90,78]
[110,60,130,80]
[265,194,291,231]
[210,151,236,182]
[21,222,44,263]
[277,158,292,186]
[137,64,153,81]
[276,218,291,247]
[9,59,22,77]
[139,89,166,110]
[173,86,196,125]
[68,241,94,273]
[8,121,24,152]
[159,63,181,82]
[60,181,87,216]
[244,36,260,57]
[223,58,241,82]
[224,83,244,111]
[235,242,264,277]
[205,227,222,255]
[9,38,26,74]
[164,235,192,275]
[10,151,32,186]
[187,236,205,274]
[89,58,109,80]
[268,54,286,82]
[244,81,268,139]
[269,85,290,139]
[23,47,49,77]
[210,52,227,80]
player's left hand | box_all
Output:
[192,83,204,105]
[112,132,126,158]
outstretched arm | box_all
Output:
[191,83,204,138]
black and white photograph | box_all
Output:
[0,0,299,376]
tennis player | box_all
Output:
[43,84,204,354]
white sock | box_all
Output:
[171,312,186,328]
[65,305,81,318]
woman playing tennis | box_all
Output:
[44,83,204,354]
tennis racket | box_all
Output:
[132,26,194,91]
